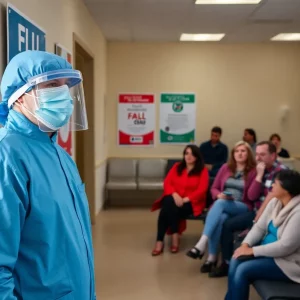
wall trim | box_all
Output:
[107,155,182,159]
[95,159,107,168]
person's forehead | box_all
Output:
[256,145,268,153]
[236,145,246,150]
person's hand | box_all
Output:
[173,193,183,207]
[217,193,233,200]
[256,162,266,181]
[182,197,190,203]
[233,244,254,259]
[205,164,213,171]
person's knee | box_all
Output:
[214,199,227,207]
[233,261,253,284]
[162,195,175,209]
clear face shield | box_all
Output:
[8,69,88,132]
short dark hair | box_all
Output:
[257,141,277,154]
[270,133,281,142]
[211,126,222,135]
[276,170,300,197]
[177,144,205,176]
[245,128,257,143]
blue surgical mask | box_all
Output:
[35,85,74,130]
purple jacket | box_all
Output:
[211,164,262,211]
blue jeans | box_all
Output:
[225,257,291,300]
[203,199,249,255]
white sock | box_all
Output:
[207,254,217,263]
[194,235,208,253]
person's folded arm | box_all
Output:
[187,168,209,204]
[253,212,300,258]
[247,175,263,201]
[0,163,28,300]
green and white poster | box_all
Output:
[160,93,196,144]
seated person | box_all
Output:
[225,170,300,300]
[200,126,228,177]
[270,133,290,158]
[151,145,209,256]
[211,141,287,278]
[186,141,261,273]
[243,128,257,153]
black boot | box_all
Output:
[209,262,229,278]
[200,261,217,273]
[186,247,204,260]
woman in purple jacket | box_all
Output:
[186,141,261,274]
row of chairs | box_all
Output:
[105,158,211,218]
[105,158,168,191]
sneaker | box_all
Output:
[209,262,229,278]
[200,261,217,273]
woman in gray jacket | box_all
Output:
[225,169,300,300]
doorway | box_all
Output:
[74,36,96,224]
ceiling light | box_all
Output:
[195,0,262,4]
[180,33,225,41]
[271,33,300,41]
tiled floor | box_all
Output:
[93,209,260,300]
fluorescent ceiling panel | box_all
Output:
[180,33,225,41]
[195,0,262,4]
[271,33,300,41]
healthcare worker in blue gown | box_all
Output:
[0,50,96,300]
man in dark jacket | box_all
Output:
[199,126,228,177]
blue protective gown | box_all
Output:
[0,110,95,300]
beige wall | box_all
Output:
[0,0,108,214]
[107,42,300,158]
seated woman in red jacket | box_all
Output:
[151,145,209,256]
[186,141,261,274]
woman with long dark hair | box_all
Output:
[151,145,209,256]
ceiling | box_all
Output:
[83,0,300,42]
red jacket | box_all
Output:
[151,163,209,233]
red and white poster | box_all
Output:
[55,44,73,156]
[118,94,155,146]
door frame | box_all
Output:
[73,33,96,225]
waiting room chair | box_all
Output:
[106,158,137,190]
[138,159,167,190]
[253,280,300,300]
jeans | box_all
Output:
[225,257,291,300]
[203,199,249,255]
[221,211,256,261]
[156,196,193,241]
